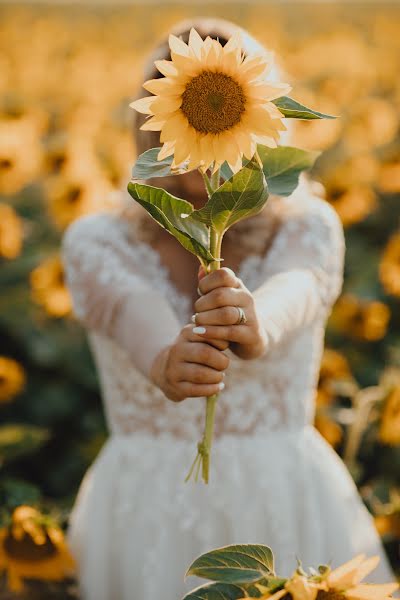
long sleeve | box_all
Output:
[61,213,181,381]
[252,193,345,349]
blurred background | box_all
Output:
[0,0,399,596]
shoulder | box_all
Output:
[62,211,118,252]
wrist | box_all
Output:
[149,344,171,391]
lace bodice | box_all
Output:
[61,180,345,440]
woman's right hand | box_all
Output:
[149,324,230,402]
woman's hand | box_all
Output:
[193,266,269,360]
[149,324,230,403]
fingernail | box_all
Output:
[193,326,206,334]
[218,381,225,390]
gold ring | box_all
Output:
[235,306,247,325]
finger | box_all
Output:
[181,341,230,371]
[177,381,225,400]
[181,323,229,350]
[191,324,251,344]
[179,362,225,385]
[197,267,241,296]
[193,306,244,327]
[195,286,248,313]
[198,264,206,280]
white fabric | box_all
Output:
[61,180,395,600]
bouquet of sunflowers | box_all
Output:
[129,28,335,484]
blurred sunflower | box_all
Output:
[0,356,26,404]
[378,161,400,194]
[0,505,75,592]
[30,255,72,318]
[324,183,377,228]
[317,348,353,406]
[343,97,398,153]
[379,232,400,298]
[131,28,291,172]
[379,387,400,446]
[329,295,390,342]
[0,118,42,195]
[0,203,23,259]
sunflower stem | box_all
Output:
[199,169,214,198]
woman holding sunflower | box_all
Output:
[61,17,396,600]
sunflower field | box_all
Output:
[0,1,399,596]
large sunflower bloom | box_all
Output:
[0,506,75,592]
[131,28,291,173]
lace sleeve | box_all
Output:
[252,194,345,349]
[61,213,181,380]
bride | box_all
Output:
[61,17,395,600]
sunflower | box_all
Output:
[379,387,400,446]
[0,356,26,404]
[131,28,291,173]
[0,203,23,260]
[329,295,390,342]
[241,555,398,600]
[380,232,400,298]
[30,256,72,318]
[0,506,75,592]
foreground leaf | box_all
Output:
[272,96,337,120]
[127,182,215,263]
[182,582,246,600]
[186,544,275,584]
[191,158,268,234]
[257,145,320,196]
[132,147,189,180]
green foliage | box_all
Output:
[272,97,337,120]
[257,145,320,196]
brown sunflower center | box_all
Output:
[317,589,347,600]
[4,530,57,562]
[181,71,246,134]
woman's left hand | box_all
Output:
[192,266,268,360]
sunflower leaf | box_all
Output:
[127,182,215,263]
[131,148,188,180]
[272,96,337,120]
[186,544,275,584]
[257,145,320,196]
[191,158,269,234]
[182,582,246,600]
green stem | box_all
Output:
[199,169,213,198]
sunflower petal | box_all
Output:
[158,141,175,161]
[188,27,203,59]
[327,555,367,589]
[143,77,185,96]
[129,96,155,114]
[154,59,178,77]
[345,583,399,600]
[169,34,190,56]
[151,95,182,114]
[140,115,167,131]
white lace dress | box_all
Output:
[61,182,395,600]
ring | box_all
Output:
[197,286,203,296]
[191,313,197,324]
[235,306,247,325]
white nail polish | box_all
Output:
[218,381,225,390]
[193,326,206,334]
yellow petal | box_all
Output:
[160,112,188,142]
[151,95,182,114]
[328,555,367,589]
[158,141,175,161]
[285,576,319,600]
[143,77,185,96]
[129,96,155,114]
[154,59,178,77]
[345,583,399,600]
[223,32,243,55]
[353,556,381,584]
[140,115,167,131]
[168,33,190,57]
[188,28,203,60]
[246,82,292,102]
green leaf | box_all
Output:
[272,96,337,120]
[182,582,246,600]
[127,182,215,263]
[186,544,275,585]
[132,148,176,180]
[191,158,268,234]
[257,145,320,197]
